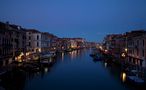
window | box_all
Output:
[137,48,139,56]
[137,40,139,46]
[37,35,39,40]
[29,36,31,40]
[37,42,39,47]
[143,39,144,47]
[28,42,31,46]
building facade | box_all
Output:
[41,32,52,52]
[103,34,126,58]
[0,22,26,64]
[126,31,146,69]
[26,29,42,53]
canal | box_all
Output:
[0,49,144,90]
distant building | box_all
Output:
[61,38,86,50]
[41,32,52,52]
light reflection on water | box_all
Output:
[104,62,107,68]
[0,49,144,90]
[69,50,77,60]
[121,72,127,83]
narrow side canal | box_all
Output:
[0,49,145,90]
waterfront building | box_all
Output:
[103,30,146,70]
[103,34,126,58]
[126,30,146,70]
[26,29,41,53]
[0,22,26,64]
[41,32,52,52]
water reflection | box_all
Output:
[58,49,85,63]
[69,50,77,60]
[104,62,107,68]
[1,49,144,90]
[0,56,58,90]
[121,72,127,83]
[61,52,64,61]
[0,69,26,90]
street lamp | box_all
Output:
[121,53,126,57]
[124,48,128,52]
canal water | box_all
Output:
[0,49,144,90]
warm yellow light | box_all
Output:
[34,56,39,60]
[125,48,128,52]
[15,52,24,62]
[26,52,30,56]
[38,48,41,52]
[99,46,103,50]
[122,72,126,82]
[18,60,22,63]
[121,53,125,57]
[20,52,24,56]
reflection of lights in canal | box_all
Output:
[121,72,126,82]
[49,57,53,62]
[44,67,48,73]
[37,72,40,75]
[70,51,77,59]
[104,62,107,68]
[61,52,64,61]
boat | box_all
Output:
[40,52,56,59]
[20,63,40,72]
[127,76,144,85]
[40,59,49,65]
[40,58,55,67]
[89,53,96,57]
[92,55,102,61]
[0,68,7,77]
[126,69,145,85]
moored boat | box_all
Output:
[127,75,145,85]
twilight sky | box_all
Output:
[0,0,146,42]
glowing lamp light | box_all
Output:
[26,52,30,56]
[99,46,103,50]
[125,48,128,52]
[105,50,108,52]
[15,52,24,62]
[121,53,125,57]
[38,48,41,52]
